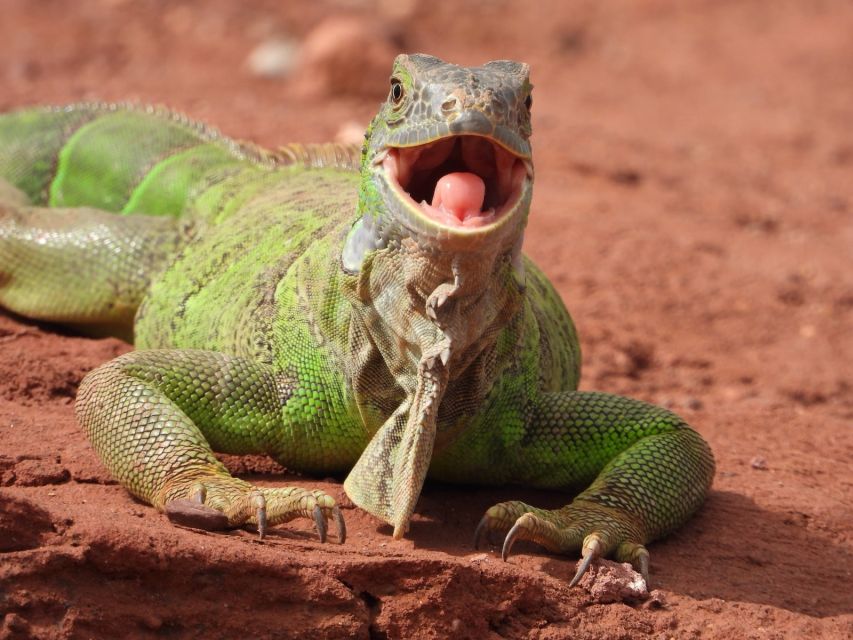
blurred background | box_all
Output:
[6,0,848,403]
[1,1,852,634]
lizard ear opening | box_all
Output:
[342,216,385,274]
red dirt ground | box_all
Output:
[1,1,851,638]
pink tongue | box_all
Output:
[431,172,486,222]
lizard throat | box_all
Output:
[382,135,529,229]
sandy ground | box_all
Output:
[1,1,852,638]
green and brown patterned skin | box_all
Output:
[0,54,713,584]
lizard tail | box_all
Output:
[0,103,270,216]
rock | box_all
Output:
[291,16,399,98]
[376,0,419,21]
[2,613,31,637]
[576,559,649,604]
[750,456,768,470]
[246,37,298,78]
[644,589,669,609]
[335,120,367,146]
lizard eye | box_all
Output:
[524,93,533,112]
[390,79,404,105]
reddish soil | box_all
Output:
[1,1,852,638]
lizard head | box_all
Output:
[345,54,534,267]
[342,55,535,537]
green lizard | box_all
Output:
[0,54,713,585]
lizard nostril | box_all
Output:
[441,97,460,114]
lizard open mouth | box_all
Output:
[383,135,531,228]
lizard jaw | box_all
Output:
[381,135,532,232]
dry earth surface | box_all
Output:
[1,0,851,638]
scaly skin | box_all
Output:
[0,54,714,584]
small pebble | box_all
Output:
[3,613,30,633]
[335,121,367,146]
[246,38,298,78]
[750,456,768,470]
[644,589,668,609]
[291,16,398,98]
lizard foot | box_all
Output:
[474,500,648,586]
[164,479,346,543]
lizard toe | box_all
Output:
[160,476,346,543]
[476,498,652,586]
[569,533,606,587]
[473,500,536,550]
[259,486,345,543]
[313,504,327,543]
[501,511,576,561]
[332,505,347,544]
[614,541,650,584]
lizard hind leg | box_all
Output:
[0,193,189,340]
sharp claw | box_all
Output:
[569,551,596,587]
[190,483,206,504]
[570,536,603,587]
[616,541,651,585]
[636,547,650,584]
[257,503,267,540]
[313,504,327,543]
[473,515,489,550]
[247,491,267,540]
[501,520,523,561]
[332,506,347,544]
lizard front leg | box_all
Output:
[474,391,714,585]
[75,349,345,542]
